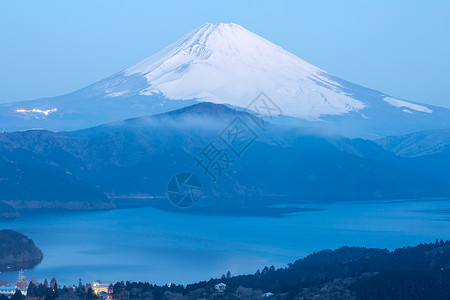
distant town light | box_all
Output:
[15,108,57,116]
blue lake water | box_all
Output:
[1,199,449,286]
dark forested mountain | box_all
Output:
[0,155,113,210]
[0,103,449,214]
[0,128,113,210]
[0,229,43,271]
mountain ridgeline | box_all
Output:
[0,103,449,214]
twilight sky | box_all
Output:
[0,0,449,108]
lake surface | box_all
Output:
[1,199,450,286]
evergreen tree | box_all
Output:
[27,281,38,297]
[50,278,57,289]
[37,283,51,298]
[53,280,59,298]
[86,287,97,299]
[226,271,231,279]
[62,286,69,294]
[10,290,24,300]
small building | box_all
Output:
[92,281,114,295]
[0,270,28,297]
[0,286,27,297]
[100,293,113,300]
[214,283,226,293]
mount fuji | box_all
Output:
[1,22,449,137]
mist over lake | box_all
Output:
[1,199,449,286]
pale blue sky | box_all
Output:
[0,0,449,108]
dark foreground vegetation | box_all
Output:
[16,240,450,300]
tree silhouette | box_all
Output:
[10,290,24,300]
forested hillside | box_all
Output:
[0,229,43,271]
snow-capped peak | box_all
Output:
[1,23,446,135]
[101,22,366,119]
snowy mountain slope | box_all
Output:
[102,23,365,119]
[376,129,450,157]
[0,22,449,136]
